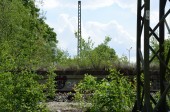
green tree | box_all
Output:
[0,0,57,70]
[0,0,57,111]
[119,54,129,64]
[60,33,118,70]
[88,36,118,69]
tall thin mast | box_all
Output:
[77,1,81,56]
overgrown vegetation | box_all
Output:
[74,69,136,111]
[0,0,57,111]
[1,0,169,111]
[56,36,131,70]
[0,71,48,111]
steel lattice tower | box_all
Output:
[77,1,81,56]
[133,0,170,111]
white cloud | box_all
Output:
[82,0,116,10]
[46,14,78,56]
[40,0,116,10]
[85,21,136,58]
[38,0,136,12]
[36,0,60,9]
[150,11,159,25]
[45,0,59,9]
[84,20,135,46]
[58,14,77,33]
[114,0,136,13]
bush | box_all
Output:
[74,69,135,111]
[45,70,57,99]
[0,71,48,112]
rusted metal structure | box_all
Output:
[77,1,82,56]
[134,0,170,111]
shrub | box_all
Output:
[0,71,48,112]
[45,70,57,99]
[74,69,135,111]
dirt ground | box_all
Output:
[47,102,86,112]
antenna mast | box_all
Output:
[77,1,82,56]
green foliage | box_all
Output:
[74,69,135,111]
[0,0,57,111]
[45,70,57,99]
[150,91,170,109]
[57,36,118,70]
[87,37,117,69]
[55,49,70,65]
[0,0,57,70]
[118,54,129,64]
[150,38,170,63]
[75,74,97,95]
[90,37,117,68]
[0,71,48,111]
[150,38,170,79]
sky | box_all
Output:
[36,0,170,63]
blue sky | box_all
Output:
[37,0,170,62]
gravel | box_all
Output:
[47,102,85,112]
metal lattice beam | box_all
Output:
[134,0,170,111]
[77,1,81,56]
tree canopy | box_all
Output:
[0,0,57,71]
[0,0,57,111]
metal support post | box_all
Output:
[158,0,168,111]
[134,0,170,111]
[136,0,143,111]
[77,1,81,56]
[143,0,152,111]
